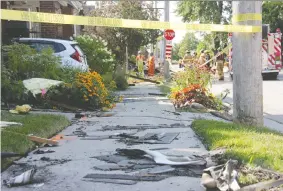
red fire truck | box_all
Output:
[229,25,282,80]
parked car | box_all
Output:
[14,38,89,71]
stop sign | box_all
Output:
[164,29,175,40]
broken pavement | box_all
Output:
[1,82,228,191]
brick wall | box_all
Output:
[62,5,74,40]
[39,1,63,38]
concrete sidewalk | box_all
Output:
[211,72,283,133]
[1,82,225,191]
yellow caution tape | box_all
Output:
[232,13,262,23]
[1,9,261,33]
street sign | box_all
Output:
[228,32,232,37]
[164,29,175,41]
[276,28,281,34]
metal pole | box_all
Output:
[163,1,170,80]
[232,1,263,126]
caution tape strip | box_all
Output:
[232,13,262,23]
[1,9,261,33]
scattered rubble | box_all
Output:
[83,173,167,182]
[27,135,59,146]
[210,111,233,121]
[9,104,32,114]
[201,159,240,191]
[3,168,37,187]
[33,149,55,155]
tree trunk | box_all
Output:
[232,1,263,126]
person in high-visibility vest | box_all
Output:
[136,51,144,77]
[199,49,206,66]
[216,48,224,80]
[147,52,155,76]
[182,50,192,67]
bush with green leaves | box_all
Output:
[1,43,80,104]
[75,35,115,74]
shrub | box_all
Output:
[171,84,223,110]
[44,71,114,110]
[2,44,62,81]
[171,65,211,93]
[75,35,115,74]
[114,74,128,90]
[1,43,80,104]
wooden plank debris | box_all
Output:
[27,135,59,146]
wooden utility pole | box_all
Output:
[232,1,263,126]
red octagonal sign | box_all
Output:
[164,29,175,40]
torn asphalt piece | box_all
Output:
[83,173,167,182]
[3,169,37,187]
[138,165,175,175]
[202,159,240,191]
[81,132,139,140]
[116,149,207,166]
[33,149,55,155]
[83,178,137,185]
[1,152,25,158]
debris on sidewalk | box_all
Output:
[83,173,167,182]
[23,78,63,97]
[210,111,233,121]
[201,159,240,191]
[148,93,167,96]
[126,74,161,84]
[118,132,179,145]
[33,149,55,155]
[1,152,25,158]
[0,121,22,128]
[27,135,59,146]
[3,168,37,187]
[163,110,181,115]
[9,104,32,114]
[81,132,139,140]
[239,178,283,191]
[96,112,115,117]
[83,178,137,185]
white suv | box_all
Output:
[16,38,89,71]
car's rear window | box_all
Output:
[19,41,65,53]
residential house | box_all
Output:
[1,1,84,44]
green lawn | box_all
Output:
[1,111,70,170]
[192,120,283,172]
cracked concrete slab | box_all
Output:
[1,83,207,191]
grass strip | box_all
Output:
[192,120,283,172]
[1,111,70,170]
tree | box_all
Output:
[85,0,161,67]
[176,1,231,49]
[172,43,181,61]
[263,2,283,33]
[178,33,199,58]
